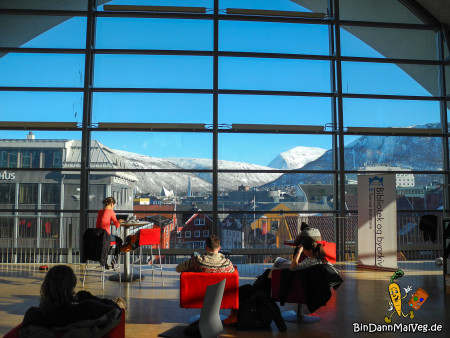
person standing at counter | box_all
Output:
[96,196,124,269]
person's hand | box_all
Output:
[119,219,124,223]
[290,246,303,269]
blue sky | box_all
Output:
[0,0,444,166]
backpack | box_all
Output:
[237,284,286,332]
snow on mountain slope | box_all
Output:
[267,146,327,169]
[166,157,282,190]
[113,150,212,195]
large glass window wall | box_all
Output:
[0,0,448,261]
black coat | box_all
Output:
[279,263,343,313]
[81,228,111,266]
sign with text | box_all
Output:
[357,174,397,270]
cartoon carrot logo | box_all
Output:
[384,270,414,323]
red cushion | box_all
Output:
[180,269,239,309]
[318,241,336,264]
[139,228,160,246]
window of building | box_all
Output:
[0,217,13,238]
[21,150,40,168]
[18,183,38,204]
[195,218,205,225]
[185,231,191,238]
[40,217,59,239]
[43,150,62,168]
[0,150,18,168]
[203,230,209,237]
[194,230,200,237]
[177,231,182,238]
[194,241,204,249]
[271,220,279,232]
[18,217,37,238]
[0,183,15,204]
[41,183,60,204]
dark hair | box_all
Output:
[40,265,77,312]
[103,196,116,207]
[300,222,309,231]
[301,237,326,262]
[205,235,220,250]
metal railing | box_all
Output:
[0,213,444,265]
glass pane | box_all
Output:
[219,133,331,169]
[220,57,331,92]
[0,131,82,168]
[0,0,88,10]
[219,94,331,125]
[341,26,437,60]
[42,183,61,205]
[220,21,329,55]
[221,0,328,13]
[94,55,212,89]
[0,216,13,239]
[90,131,212,166]
[219,173,335,210]
[0,183,15,205]
[344,135,443,171]
[0,53,85,87]
[348,174,444,210]
[93,93,212,124]
[219,212,335,249]
[96,18,212,50]
[339,0,424,24]
[18,217,37,238]
[40,217,60,241]
[64,183,80,211]
[97,0,213,11]
[341,62,438,96]
[88,172,213,212]
[446,65,450,96]
[19,183,38,204]
[343,98,440,128]
[0,91,83,123]
[0,16,86,48]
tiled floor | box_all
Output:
[0,262,448,337]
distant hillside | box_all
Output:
[267,146,327,169]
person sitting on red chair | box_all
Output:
[96,196,125,269]
[175,235,234,273]
[20,265,125,337]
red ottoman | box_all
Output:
[180,269,239,309]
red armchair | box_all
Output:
[180,269,239,309]
[272,241,337,304]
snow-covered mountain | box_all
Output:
[166,158,283,190]
[113,150,282,194]
[113,150,212,195]
[267,146,327,169]
[267,123,443,187]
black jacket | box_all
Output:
[279,263,343,313]
[237,284,287,332]
[81,228,111,266]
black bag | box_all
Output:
[237,284,286,332]
[237,285,270,330]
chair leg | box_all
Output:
[101,265,105,290]
[82,263,88,288]
[158,246,164,286]
[139,246,142,283]
[151,246,154,281]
